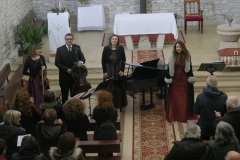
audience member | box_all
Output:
[10,136,47,160]
[49,132,85,160]
[194,75,227,140]
[35,108,67,158]
[0,110,26,159]
[40,89,64,120]
[63,98,90,140]
[209,121,240,160]
[212,96,240,140]
[225,151,240,160]
[0,138,7,160]
[164,123,211,160]
[11,89,41,136]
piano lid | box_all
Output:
[140,58,160,68]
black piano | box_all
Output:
[121,58,168,110]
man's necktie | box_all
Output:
[68,46,71,56]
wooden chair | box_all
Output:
[184,0,203,34]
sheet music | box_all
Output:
[17,134,31,146]
[81,87,96,99]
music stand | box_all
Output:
[79,78,113,118]
[198,62,226,75]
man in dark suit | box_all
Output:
[212,96,240,140]
[55,33,85,104]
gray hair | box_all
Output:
[226,96,240,109]
[215,121,235,146]
[3,110,21,125]
[184,123,201,138]
[206,75,218,88]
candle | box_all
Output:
[59,2,61,11]
[55,2,57,10]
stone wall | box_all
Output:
[0,0,32,67]
[32,0,240,29]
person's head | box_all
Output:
[3,110,21,125]
[184,123,201,138]
[215,121,235,146]
[108,34,120,49]
[226,96,240,111]
[172,40,190,66]
[43,89,56,102]
[43,108,57,124]
[28,44,41,57]
[12,89,34,116]
[19,136,40,155]
[58,132,76,154]
[65,33,74,46]
[206,75,218,88]
[63,99,86,120]
[0,138,7,156]
[225,151,240,160]
[97,90,114,110]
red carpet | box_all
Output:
[133,94,175,159]
[132,50,165,64]
[101,30,185,46]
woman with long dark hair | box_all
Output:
[101,34,127,109]
[23,44,47,108]
[165,41,197,123]
[49,132,85,160]
[11,136,47,160]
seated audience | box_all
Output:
[164,123,211,160]
[63,98,90,140]
[11,89,41,136]
[49,132,85,160]
[40,89,64,120]
[225,151,240,160]
[208,121,240,160]
[0,138,7,160]
[194,75,227,140]
[212,96,240,140]
[0,110,26,159]
[35,108,67,158]
[11,136,47,160]
[93,90,118,140]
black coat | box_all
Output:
[165,138,211,160]
[55,44,85,83]
[0,123,26,159]
[11,151,47,160]
[212,109,240,140]
[35,123,67,158]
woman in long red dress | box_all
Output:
[165,41,197,123]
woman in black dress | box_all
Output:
[101,34,127,109]
[23,44,47,108]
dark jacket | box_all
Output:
[20,107,41,137]
[35,122,67,158]
[92,107,118,140]
[0,123,26,159]
[55,44,85,83]
[11,151,47,160]
[101,46,126,73]
[64,114,90,140]
[49,147,85,160]
[40,101,65,120]
[208,138,240,160]
[165,138,211,160]
[194,87,227,136]
[212,109,240,140]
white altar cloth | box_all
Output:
[77,4,105,31]
[113,12,178,39]
[47,12,71,54]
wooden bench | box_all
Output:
[0,64,24,113]
[0,63,11,90]
[22,10,45,29]
[76,139,121,160]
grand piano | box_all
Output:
[121,58,168,110]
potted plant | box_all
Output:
[15,24,45,56]
[78,0,88,4]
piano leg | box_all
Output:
[140,88,155,110]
